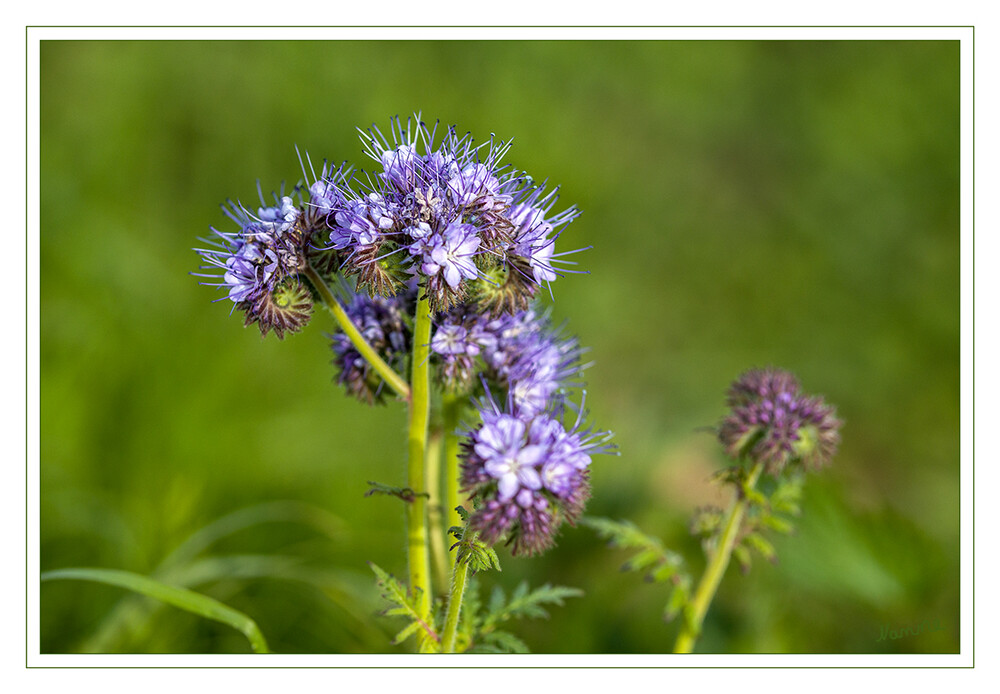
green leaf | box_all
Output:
[368,562,439,648]
[770,475,804,516]
[581,516,688,585]
[689,506,723,538]
[488,584,505,616]
[392,620,422,646]
[448,519,502,574]
[479,629,530,653]
[663,576,691,623]
[709,466,743,486]
[41,567,270,654]
[623,548,661,573]
[482,582,583,630]
[742,487,769,508]
[759,513,795,534]
[82,501,346,653]
[744,532,778,563]
[158,500,344,571]
[733,544,752,574]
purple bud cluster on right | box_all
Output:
[718,368,842,474]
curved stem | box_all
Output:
[442,394,464,569]
[440,555,471,654]
[673,461,764,654]
[303,265,410,400]
[407,290,433,641]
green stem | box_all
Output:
[304,265,410,400]
[426,430,448,595]
[407,290,433,641]
[673,461,764,654]
[442,394,464,569]
[440,556,470,654]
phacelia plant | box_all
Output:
[193,114,614,652]
[42,114,842,658]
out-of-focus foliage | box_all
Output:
[39,39,959,653]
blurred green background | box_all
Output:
[39,39,960,654]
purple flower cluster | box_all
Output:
[460,394,612,556]
[330,283,417,405]
[194,194,313,338]
[718,368,842,473]
[195,168,348,338]
[431,305,606,558]
[196,116,612,556]
[196,116,582,335]
[326,285,607,554]
[430,308,583,415]
[310,115,582,311]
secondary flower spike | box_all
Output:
[718,368,842,473]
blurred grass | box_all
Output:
[39,39,960,653]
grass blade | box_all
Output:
[158,500,344,571]
[41,567,270,654]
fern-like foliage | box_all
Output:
[580,516,692,622]
[459,579,583,653]
[371,507,581,654]
[368,562,439,652]
[694,467,805,573]
[448,506,501,574]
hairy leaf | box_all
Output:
[481,582,583,631]
[581,516,688,584]
[368,562,439,648]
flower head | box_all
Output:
[461,393,613,556]
[429,306,583,407]
[409,221,481,293]
[197,116,587,328]
[317,114,585,312]
[195,191,315,338]
[718,368,842,473]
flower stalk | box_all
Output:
[440,554,471,653]
[425,431,448,593]
[407,289,434,636]
[304,264,410,400]
[442,393,464,568]
[673,460,764,654]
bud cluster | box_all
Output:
[460,393,613,556]
[718,368,842,474]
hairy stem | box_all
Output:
[673,461,764,654]
[440,555,471,654]
[426,430,448,595]
[407,290,433,642]
[442,394,464,569]
[304,265,410,400]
